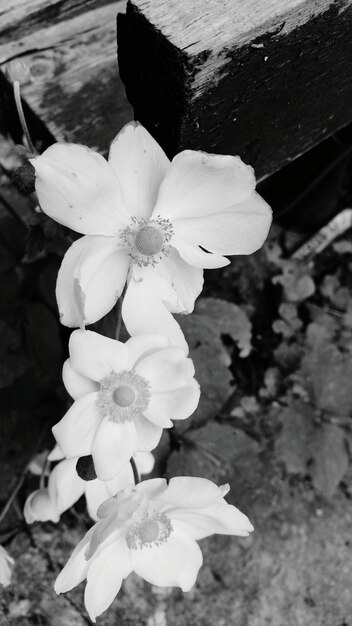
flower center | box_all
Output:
[113,385,136,407]
[135,226,164,256]
[126,511,173,550]
[97,370,151,423]
[120,216,174,267]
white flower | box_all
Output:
[0,545,14,588]
[30,122,272,349]
[24,451,154,523]
[55,477,253,621]
[52,330,200,480]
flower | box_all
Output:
[55,477,254,621]
[24,451,154,523]
[52,330,200,480]
[30,122,272,349]
[0,545,14,588]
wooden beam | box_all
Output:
[0,0,132,151]
[117,0,352,179]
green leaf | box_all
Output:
[277,402,315,475]
[194,298,252,357]
[310,423,349,497]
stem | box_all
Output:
[13,81,36,154]
[130,457,140,485]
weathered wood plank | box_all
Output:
[117,0,352,178]
[0,0,132,152]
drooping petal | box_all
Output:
[173,191,272,256]
[135,477,168,500]
[0,546,14,588]
[144,380,200,425]
[55,526,96,594]
[85,481,113,521]
[131,531,203,591]
[125,334,170,369]
[135,347,195,393]
[24,489,60,524]
[48,459,85,515]
[109,122,169,220]
[62,359,98,399]
[92,419,139,480]
[153,150,255,222]
[155,248,204,313]
[30,143,129,235]
[84,539,132,622]
[56,235,130,327]
[52,392,101,458]
[134,451,155,476]
[69,330,128,382]
[171,239,230,269]
[134,414,163,450]
[168,503,254,541]
[122,270,188,353]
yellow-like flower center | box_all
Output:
[135,226,164,256]
[113,385,136,407]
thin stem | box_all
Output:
[130,457,140,485]
[13,81,36,155]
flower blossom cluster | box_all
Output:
[24,121,271,618]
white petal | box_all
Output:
[47,444,65,462]
[92,419,139,480]
[134,451,155,476]
[24,489,60,524]
[52,392,101,457]
[30,143,129,234]
[169,504,254,540]
[62,359,98,399]
[171,239,230,269]
[122,271,188,353]
[173,191,272,256]
[109,122,169,220]
[153,150,255,221]
[134,414,163,450]
[155,248,204,313]
[85,465,135,521]
[69,330,128,381]
[84,539,132,622]
[125,334,170,369]
[144,380,200,425]
[55,527,96,594]
[159,477,227,508]
[131,531,203,591]
[48,459,85,515]
[56,235,130,328]
[135,478,168,500]
[135,347,195,392]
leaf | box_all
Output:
[168,423,259,483]
[273,261,315,302]
[194,298,252,357]
[277,402,315,474]
[310,423,349,497]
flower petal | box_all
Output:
[92,419,138,480]
[125,334,170,369]
[52,393,101,458]
[144,380,200,425]
[159,477,227,508]
[173,191,272,256]
[153,150,255,221]
[171,239,230,269]
[84,539,132,622]
[134,414,163,450]
[135,347,194,392]
[30,143,129,235]
[24,489,60,524]
[85,481,114,522]
[62,359,98,400]
[69,330,128,381]
[122,270,188,353]
[155,248,204,313]
[55,526,96,594]
[56,235,130,327]
[109,122,169,220]
[169,504,254,540]
[48,459,85,515]
[131,531,203,591]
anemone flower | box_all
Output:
[30,122,272,349]
[55,477,253,621]
[52,330,199,480]
[0,546,14,588]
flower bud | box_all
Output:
[24,488,60,523]
[5,60,31,84]
[12,162,35,195]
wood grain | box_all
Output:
[0,0,132,152]
[117,0,352,178]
